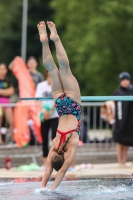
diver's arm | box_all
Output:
[50,149,75,190]
[40,155,53,188]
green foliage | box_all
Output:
[50,0,133,95]
[0,1,22,64]
[0,0,53,72]
[0,0,54,87]
[1,0,133,95]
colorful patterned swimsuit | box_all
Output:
[55,94,81,149]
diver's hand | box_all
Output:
[40,187,52,192]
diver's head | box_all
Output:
[52,152,64,171]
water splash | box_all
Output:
[1,179,133,200]
[95,185,132,195]
[0,181,14,186]
[35,188,51,193]
[35,188,61,195]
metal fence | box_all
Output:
[0,102,113,145]
[80,102,114,144]
[0,102,133,163]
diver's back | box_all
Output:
[57,115,78,132]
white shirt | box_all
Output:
[35,81,58,119]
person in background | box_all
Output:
[9,57,42,147]
[27,56,44,144]
[0,63,15,144]
[27,56,44,87]
[113,72,133,168]
[35,70,58,169]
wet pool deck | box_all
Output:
[0,162,133,179]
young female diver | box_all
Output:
[37,21,81,191]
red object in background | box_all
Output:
[5,156,11,170]
[12,57,42,147]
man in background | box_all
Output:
[27,56,44,87]
[35,70,58,169]
[113,72,133,167]
[27,56,44,145]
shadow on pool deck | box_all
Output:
[0,162,133,179]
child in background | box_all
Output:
[0,63,14,144]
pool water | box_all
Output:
[0,178,133,200]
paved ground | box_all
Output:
[1,144,133,167]
[0,144,133,179]
[0,162,133,179]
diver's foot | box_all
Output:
[47,21,59,42]
[37,21,48,43]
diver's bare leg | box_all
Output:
[47,21,81,104]
[37,21,63,100]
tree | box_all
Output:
[1,0,133,95]
[50,0,133,95]
[0,0,54,74]
[0,0,54,89]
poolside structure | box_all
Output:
[20,96,133,101]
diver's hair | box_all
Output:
[52,133,72,171]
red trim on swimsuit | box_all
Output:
[57,129,75,150]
